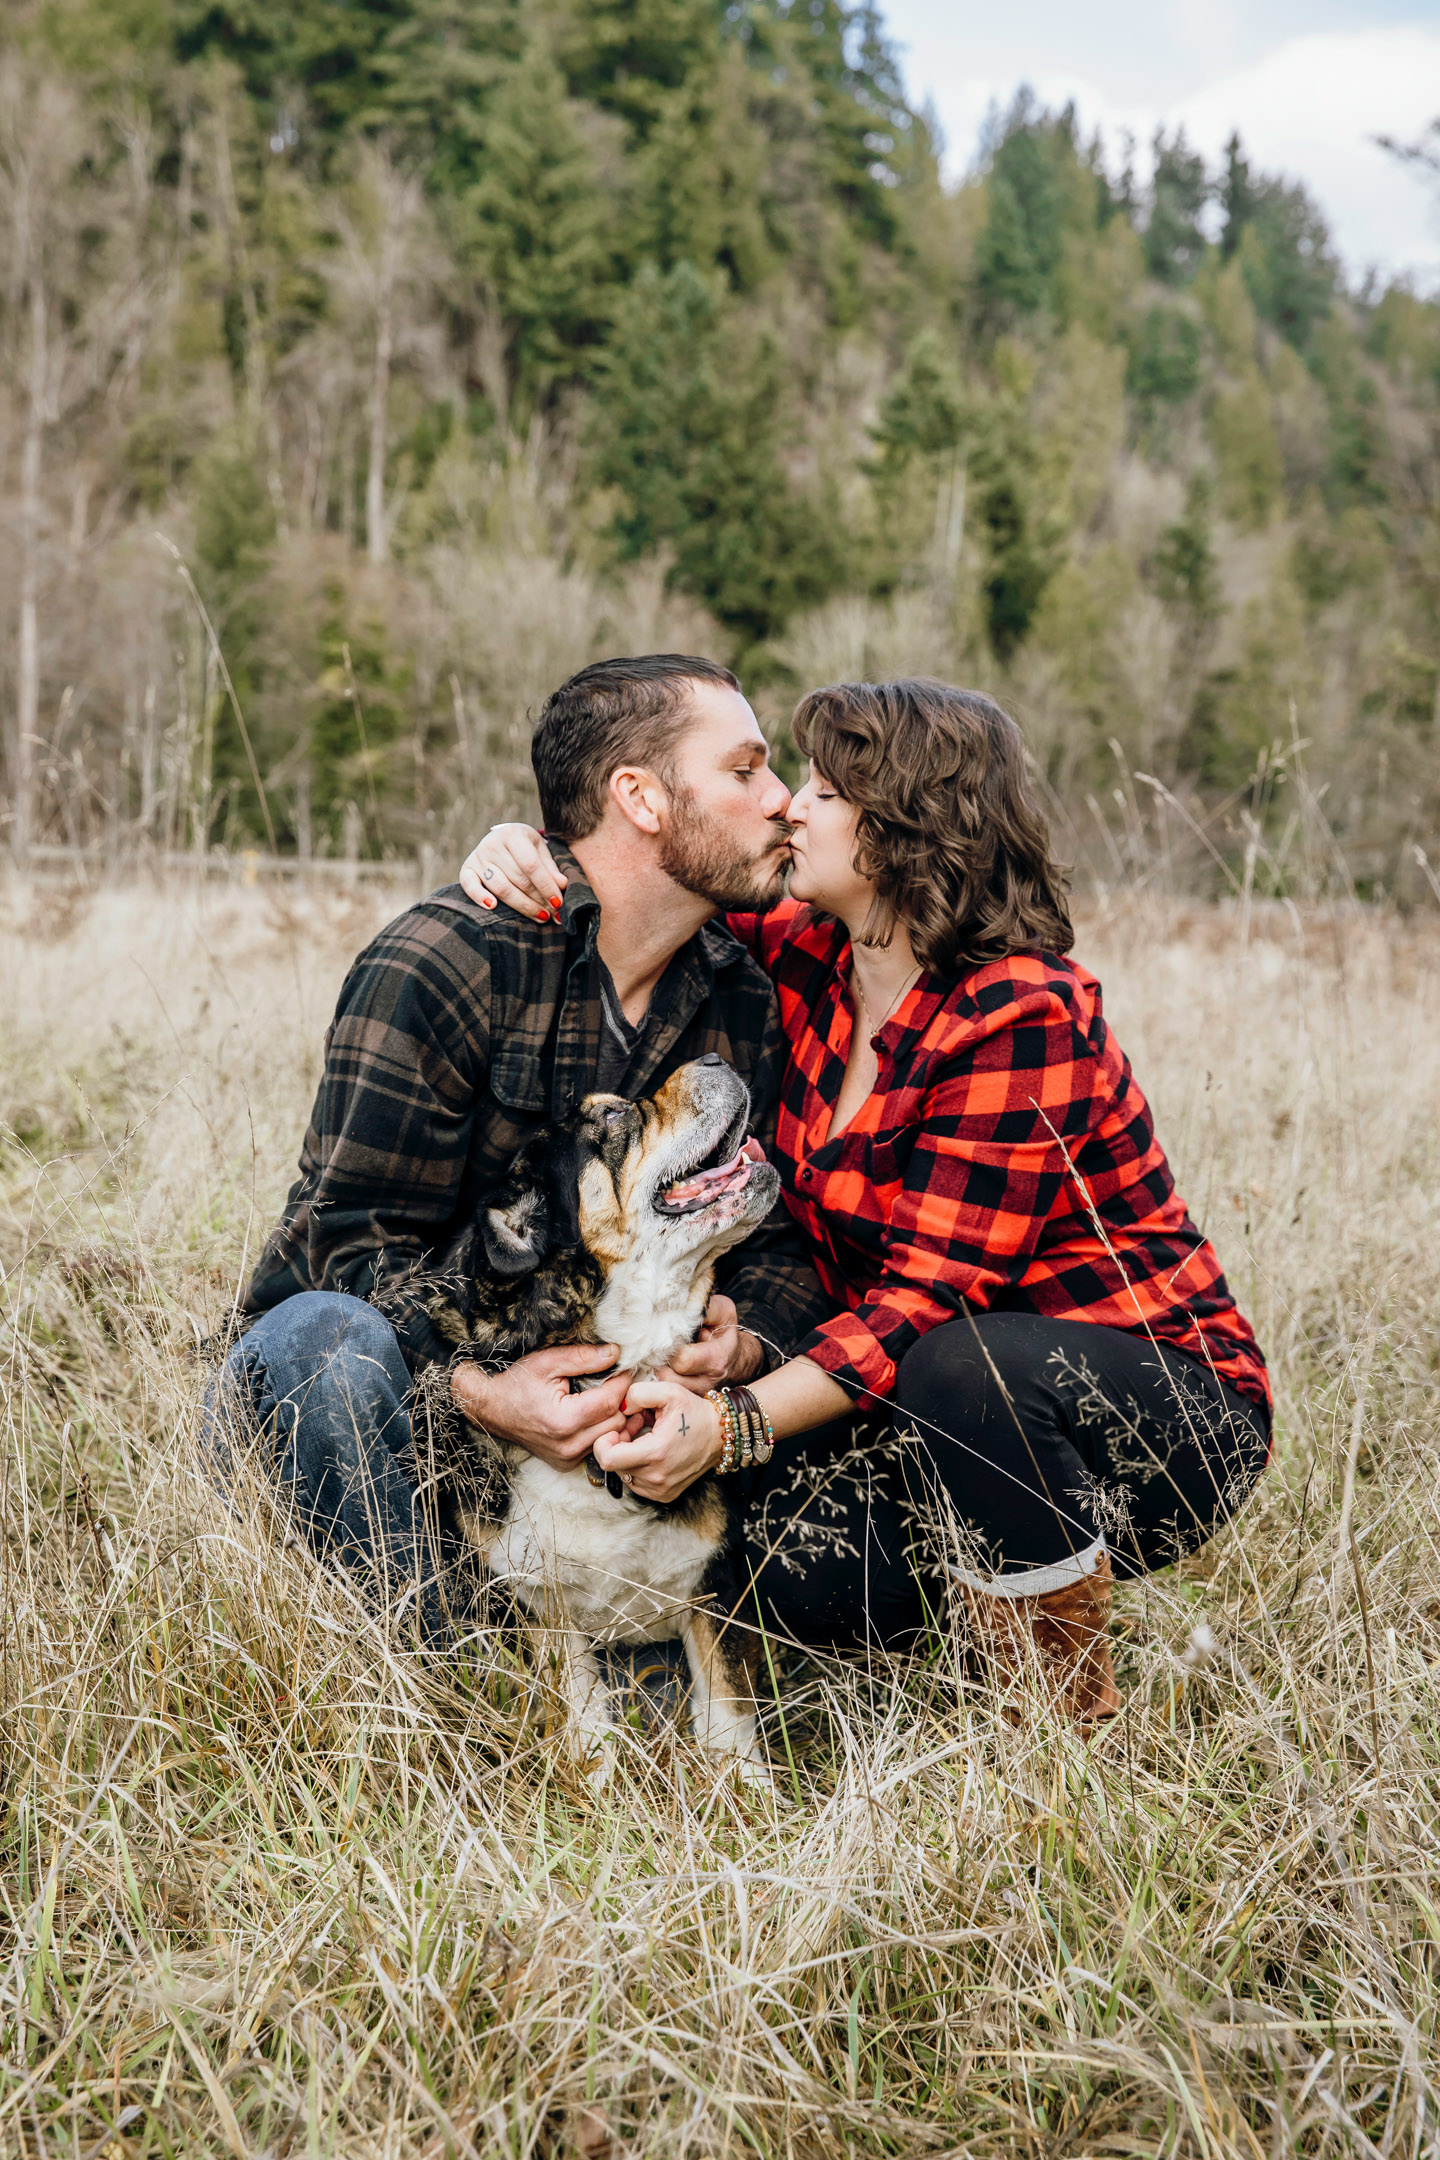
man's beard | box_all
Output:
[659,785,793,911]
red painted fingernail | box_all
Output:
[483,896,495,908]
[537,909,550,922]
[551,896,564,909]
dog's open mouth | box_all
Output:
[654,1135,767,1216]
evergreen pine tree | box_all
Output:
[1126,307,1202,409]
[1219,134,1334,345]
[629,44,779,294]
[1220,132,1256,260]
[1154,473,1221,623]
[308,589,408,847]
[190,436,276,838]
[173,0,401,151]
[1241,181,1335,346]
[872,330,968,466]
[588,260,844,642]
[771,0,908,245]
[1144,130,1210,284]
[558,0,718,140]
[973,95,1069,319]
[371,0,523,194]
[461,39,617,401]
[975,174,1046,316]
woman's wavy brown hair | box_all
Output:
[790,679,1073,975]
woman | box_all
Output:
[459,680,1271,1723]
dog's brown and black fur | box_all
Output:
[409,1056,781,1775]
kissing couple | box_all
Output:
[213,654,1270,1728]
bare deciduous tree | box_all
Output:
[0,60,157,861]
[0,65,86,863]
[327,146,446,566]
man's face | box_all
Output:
[656,684,794,911]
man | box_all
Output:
[209,654,829,1640]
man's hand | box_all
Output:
[450,1343,637,1471]
[655,1294,763,1395]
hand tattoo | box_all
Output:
[678,1415,690,1438]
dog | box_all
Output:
[415,1054,781,1777]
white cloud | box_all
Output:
[886,13,1440,286]
[1172,29,1440,283]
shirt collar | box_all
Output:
[551,843,601,940]
[698,918,747,972]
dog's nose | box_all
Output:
[697,1052,724,1067]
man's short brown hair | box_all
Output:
[791,678,1073,975]
[531,654,741,840]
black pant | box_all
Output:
[744,1314,1271,1652]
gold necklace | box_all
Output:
[852,962,921,1041]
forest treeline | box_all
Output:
[2,0,1438,893]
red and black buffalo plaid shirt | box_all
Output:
[728,901,1270,1414]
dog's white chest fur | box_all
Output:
[486,1263,713,1639]
[490,1457,717,1641]
[591,1253,711,1376]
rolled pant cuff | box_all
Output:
[947,1533,1107,1600]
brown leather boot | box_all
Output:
[961,1552,1122,1727]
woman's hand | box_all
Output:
[655,1293,763,1393]
[590,1379,724,1505]
[459,824,565,921]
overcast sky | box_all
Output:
[879,1,1440,288]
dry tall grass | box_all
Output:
[1,874,1437,2158]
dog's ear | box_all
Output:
[479,1128,589,1278]
[545,1131,584,1253]
[481,1186,550,1277]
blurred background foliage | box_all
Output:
[1,0,1439,892]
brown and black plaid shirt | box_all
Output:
[243,850,831,1370]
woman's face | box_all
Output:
[786,762,874,920]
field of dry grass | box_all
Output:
[1,874,1438,2158]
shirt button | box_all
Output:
[801,1167,813,1183]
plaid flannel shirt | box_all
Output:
[243,854,831,1370]
[728,901,1271,1414]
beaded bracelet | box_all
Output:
[705,1388,740,1473]
[705,1384,775,1473]
[731,1382,775,1466]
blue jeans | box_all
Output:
[204,1291,482,1646]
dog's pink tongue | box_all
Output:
[666,1135,765,1205]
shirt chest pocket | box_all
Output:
[860,1135,907,1193]
[817,1129,910,1252]
[476,1048,546,1186]
[488,1042,550,1115]
[847,1106,917,1184]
